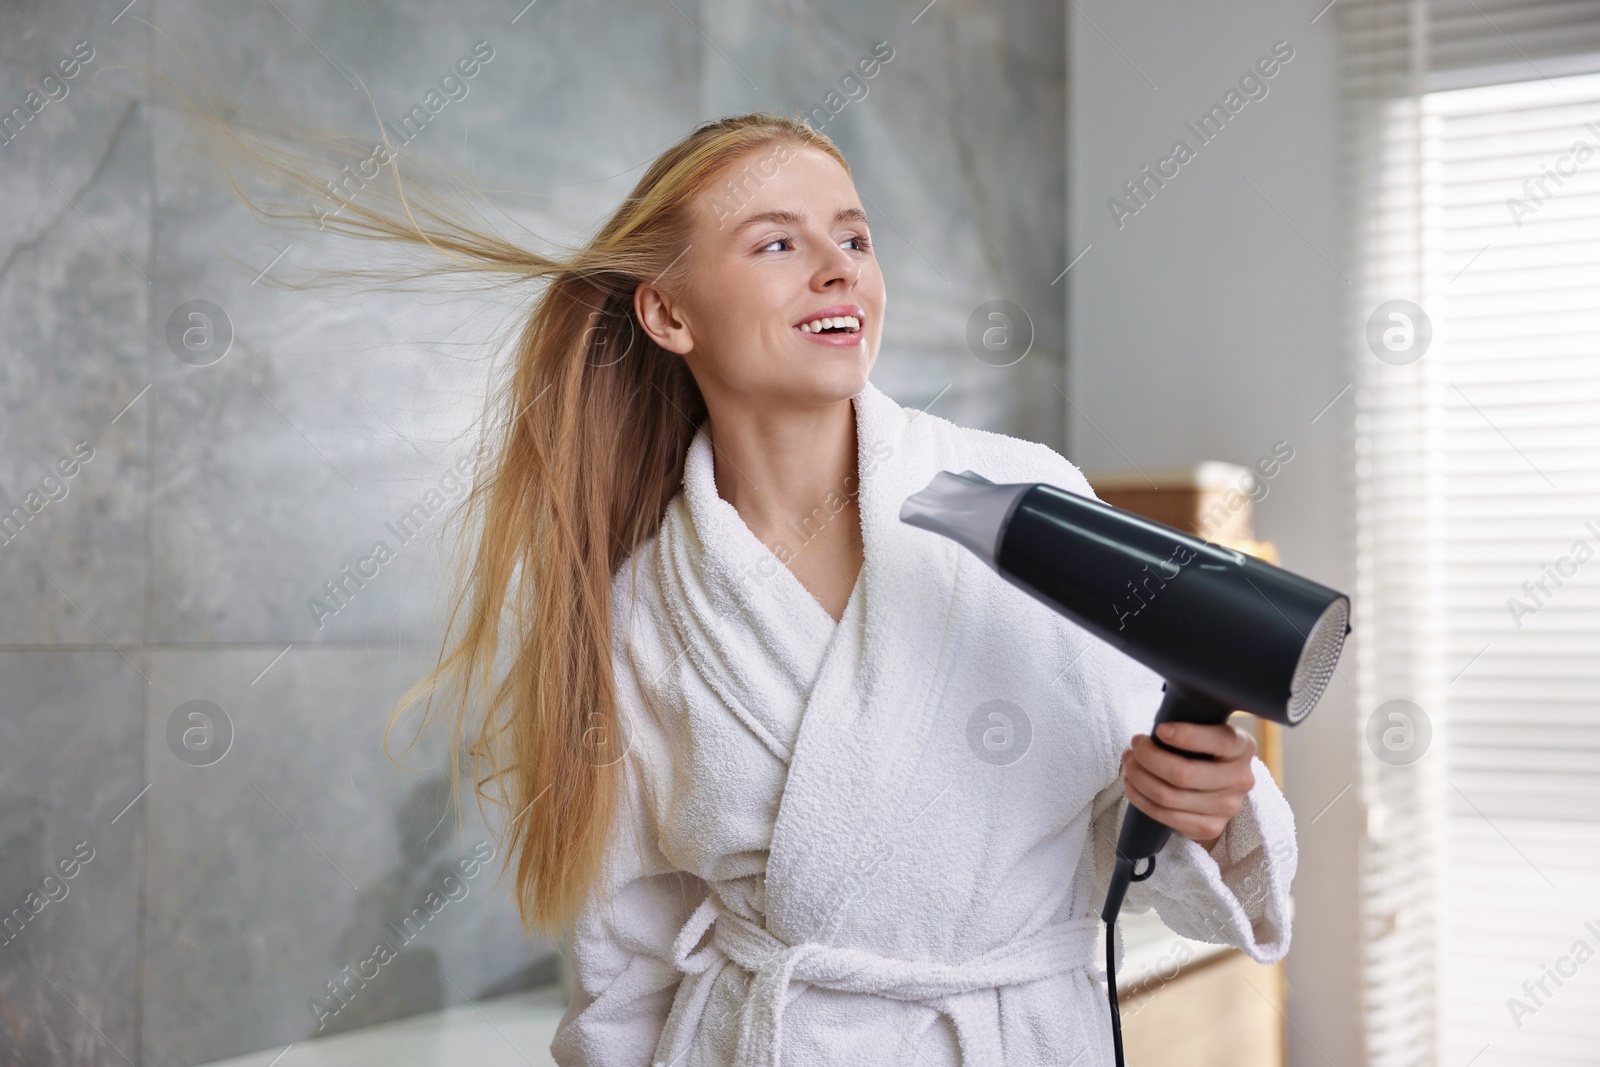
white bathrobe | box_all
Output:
[549,380,1298,1067]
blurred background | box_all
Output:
[1,0,1596,1065]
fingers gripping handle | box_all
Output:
[1102,683,1235,922]
[1148,680,1236,760]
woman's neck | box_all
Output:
[708,397,854,521]
[705,393,865,621]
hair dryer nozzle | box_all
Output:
[899,471,1033,570]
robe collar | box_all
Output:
[653,379,933,762]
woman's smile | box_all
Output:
[793,303,866,347]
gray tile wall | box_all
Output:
[0,0,1064,1063]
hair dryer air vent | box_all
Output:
[1288,597,1348,724]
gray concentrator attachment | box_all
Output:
[898,470,1032,570]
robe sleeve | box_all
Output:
[1087,657,1299,965]
[1089,754,1298,963]
[550,634,711,1064]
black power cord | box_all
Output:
[1105,918,1126,1067]
[1102,854,1157,1067]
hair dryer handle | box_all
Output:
[1114,682,1236,865]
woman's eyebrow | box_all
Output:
[730,206,871,235]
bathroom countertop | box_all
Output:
[194,986,568,1067]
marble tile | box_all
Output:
[144,139,482,647]
[140,645,560,1066]
[0,651,145,1067]
[143,0,704,644]
[0,3,153,646]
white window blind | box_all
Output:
[1427,70,1600,1067]
[1345,2,1600,1065]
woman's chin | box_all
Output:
[798,360,873,402]
[714,344,876,409]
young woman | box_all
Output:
[494,115,1295,1067]
[222,110,1296,1064]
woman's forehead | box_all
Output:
[702,144,858,231]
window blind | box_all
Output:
[1427,68,1600,1067]
[1344,4,1441,1064]
[1344,2,1600,1065]
[1429,1,1600,85]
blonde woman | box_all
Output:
[227,111,1297,1064]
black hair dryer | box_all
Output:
[900,470,1350,1067]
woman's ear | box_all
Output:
[634,281,694,356]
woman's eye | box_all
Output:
[758,235,872,253]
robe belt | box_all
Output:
[652,893,1101,1067]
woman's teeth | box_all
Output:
[799,316,861,334]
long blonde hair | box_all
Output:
[190,91,851,936]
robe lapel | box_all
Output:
[655,422,858,764]
[763,382,966,942]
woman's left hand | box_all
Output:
[1120,720,1258,852]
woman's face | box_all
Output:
[635,143,886,411]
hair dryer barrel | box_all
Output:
[901,471,1350,727]
[1005,483,1347,725]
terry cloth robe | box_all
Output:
[549,379,1299,1067]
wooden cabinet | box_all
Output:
[1119,952,1286,1067]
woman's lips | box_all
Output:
[794,323,865,347]
[793,304,866,346]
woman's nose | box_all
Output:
[814,248,861,289]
